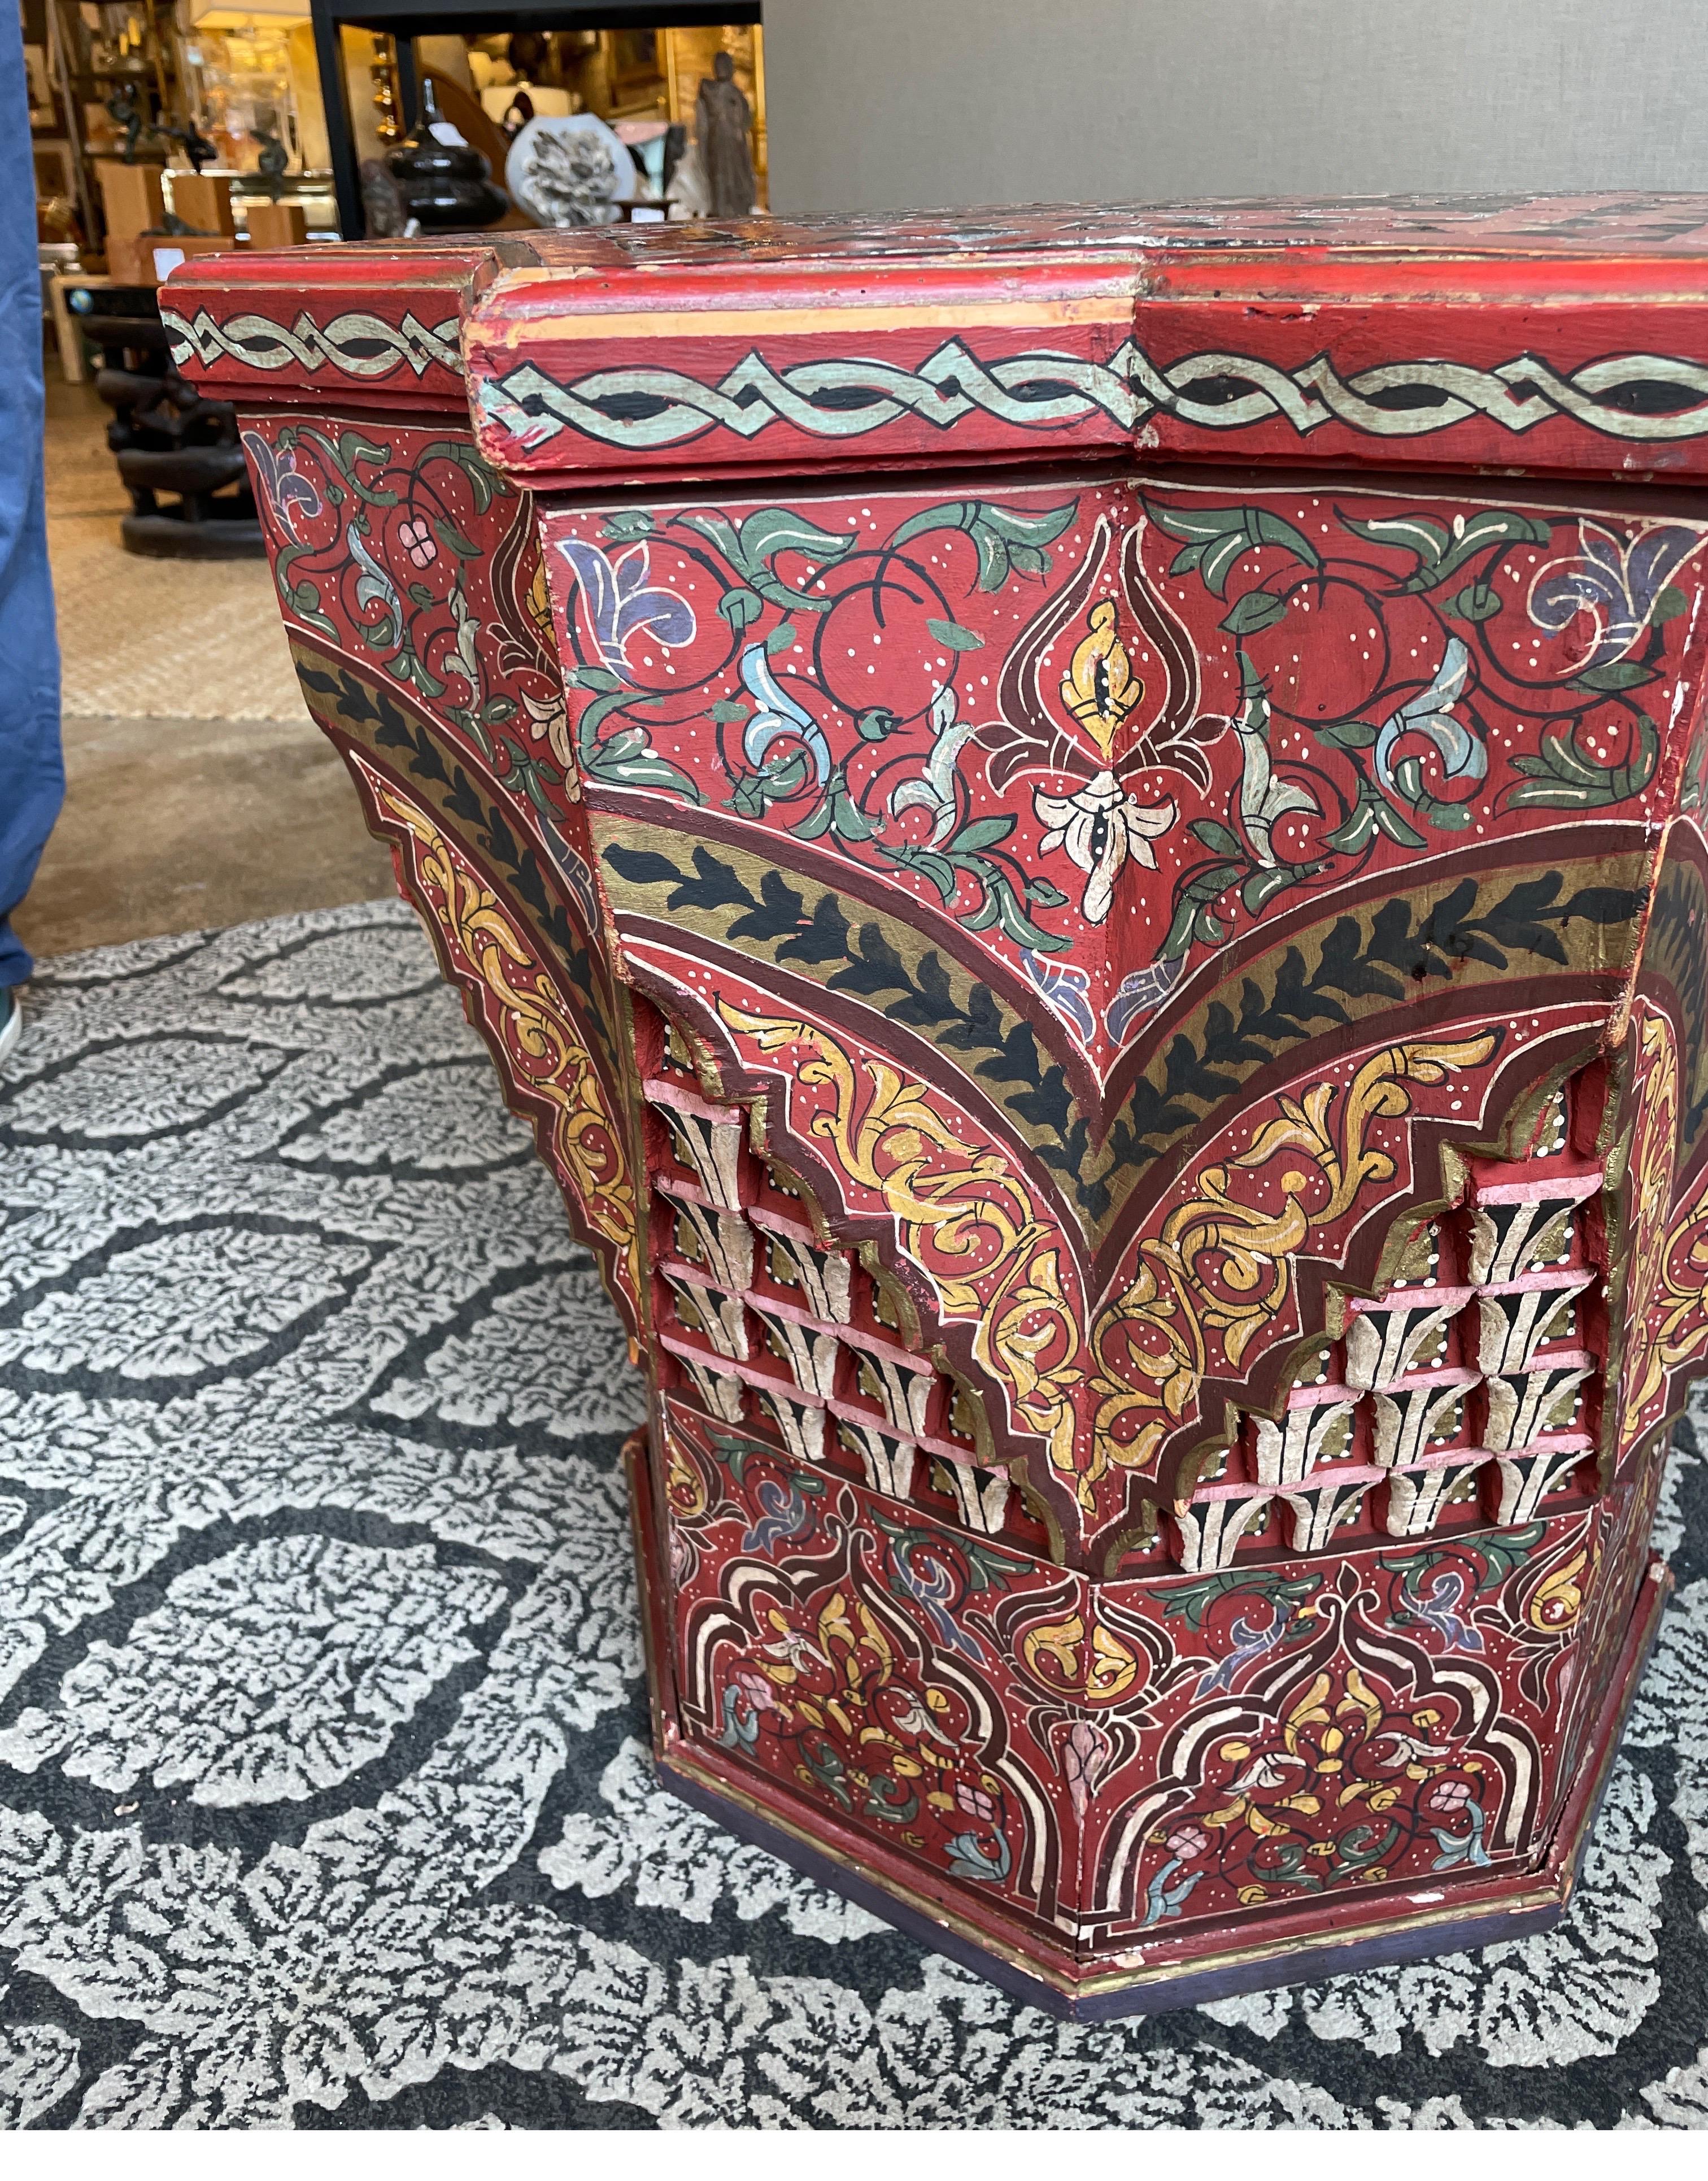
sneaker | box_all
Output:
[0,986,20,1068]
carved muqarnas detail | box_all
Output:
[644,1015,1038,1553]
[650,1015,1605,1577]
[1169,1086,1601,1572]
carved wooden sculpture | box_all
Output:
[168,199,1708,2016]
[77,283,260,558]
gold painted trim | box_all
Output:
[483,295,1135,345]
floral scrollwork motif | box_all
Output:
[1119,1568,1536,1932]
[1090,1033,1500,1487]
[716,1001,1084,1473]
[1016,1607,1147,1706]
[1618,1008,1708,1445]
[359,763,640,1313]
[674,1418,1039,1902]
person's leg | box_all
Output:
[0,467,63,991]
[0,9,66,1048]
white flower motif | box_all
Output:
[1032,771,1175,924]
[539,1737,887,1941]
[0,1984,80,2126]
[0,1534,508,1806]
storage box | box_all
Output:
[243,201,308,250]
[169,172,236,238]
[94,159,165,241]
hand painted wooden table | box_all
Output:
[169,198,1708,2017]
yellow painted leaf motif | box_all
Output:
[1019,1611,1086,1687]
[665,1434,707,1520]
[363,769,639,1307]
[1088,1033,1499,1485]
[986,1246,1083,1478]
[1527,1547,1588,1633]
[716,999,1086,1478]
[1088,1622,1143,1703]
[1061,597,1142,763]
[1018,1609,1143,1704]
[1618,1009,1707,1444]
[1282,1671,1334,1755]
[1338,1668,1383,1739]
[855,1601,895,1677]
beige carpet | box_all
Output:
[45,381,309,725]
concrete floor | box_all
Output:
[13,376,394,964]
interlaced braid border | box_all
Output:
[161,300,1708,451]
[160,304,462,381]
[476,336,1708,451]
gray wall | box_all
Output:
[764,1,1708,214]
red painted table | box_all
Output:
[170,198,1708,2016]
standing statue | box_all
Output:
[695,52,754,219]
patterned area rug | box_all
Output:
[1,899,1706,2130]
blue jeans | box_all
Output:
[0,15,64,988]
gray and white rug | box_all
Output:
[0,898,1705,2130]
